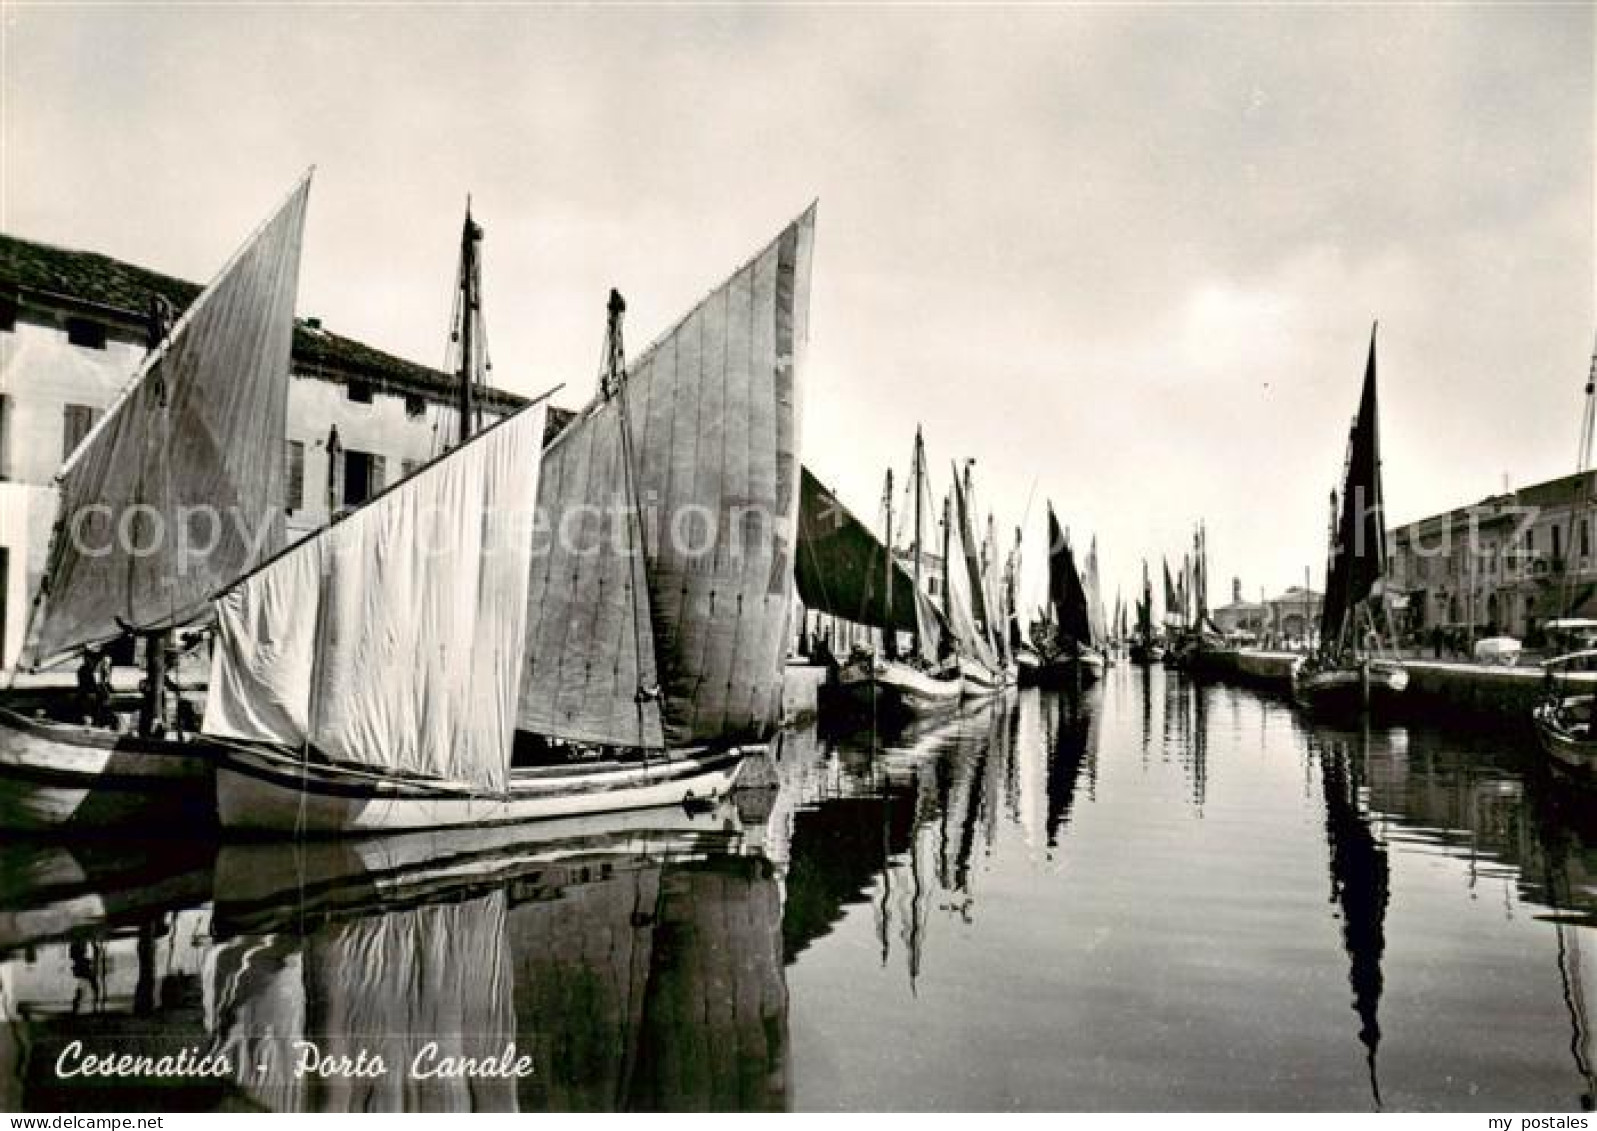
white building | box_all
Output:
[0,232,532,669]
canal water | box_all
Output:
[2,667,1593,1112]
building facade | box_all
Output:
[0,233,529,669]
[1386,470,1597,642]
[1211,578,1323,643]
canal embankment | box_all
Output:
[1194,650,1597,730]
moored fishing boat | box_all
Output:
[797,430,962,727]
[206,208,816,833]
[1032,504,1104,687]
[1293,325,1408,715]
[0,172,312,830]
[1128,560,1164,665]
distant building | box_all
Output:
[1212,577,1322,641]
[0,232,534,668]
[1386,470,1597,641]
[1267,585,1323,641]
[1212,577,1267,636]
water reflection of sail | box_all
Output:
[1317,732,1390,1110]
[208,892,518,1112]
[625,858,787,1110]
[507,854,786,1111]
[1044,694,1093,850]
[939,713,996,898]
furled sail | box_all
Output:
[951,466,1000,659]
[203,401,548,792]
[24,172,311,668]
[794,466,945,659]
[944,485,998,671]
[1084,536,1105,646]
[520,207,815,750]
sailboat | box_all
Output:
[0,172,312,830]
[202,209,816,833]
[1293,324,1409,713]
[1031,504,1105,686]
[946,461,1011,695]
[1129,560,1164,665]
[796,432,962,725]
[1534,337,1597,775]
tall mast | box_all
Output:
[912,427,926,657]
[941,491,954,627]
[882,468,896,659]
[456,200,484,445]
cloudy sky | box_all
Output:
[4,5,1591,612]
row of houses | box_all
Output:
[1209,472,1596,646]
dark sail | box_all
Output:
[1321,325,1386,655]
[1047,504,1093,646]
[795,466,939,640]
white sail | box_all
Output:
[520,208,815,749]
[203,402,547,792]
[24,172,311,668]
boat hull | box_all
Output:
[0,706,214,832]
[212,740,752,834]
[1292,661,1409,714]
[822,658,964,723]
[958,656,1012,698]
[1533,696,1597,778]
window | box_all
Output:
[285,440,305,512]
[1553,523,1563,563]
[0,395,11,481]
[0,296,16,332]
[342,450,385,506]
[405,393,426,418]
[62,404,97,461]
[65,317,106,350]
[347,380,373,404]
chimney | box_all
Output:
[1232,577,1242,603]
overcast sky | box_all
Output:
[4,5,1592,612]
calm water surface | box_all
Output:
[3,668,1595,1111]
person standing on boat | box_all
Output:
[75,648,115,729]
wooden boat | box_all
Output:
[796,432,962,726]
[0,173,312,830]
[205,209,817,834]
[1128,560,1165,665]
[1293,324,1407,715]
[1031,504,1105,687]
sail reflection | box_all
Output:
[1314,728,1391,1111]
